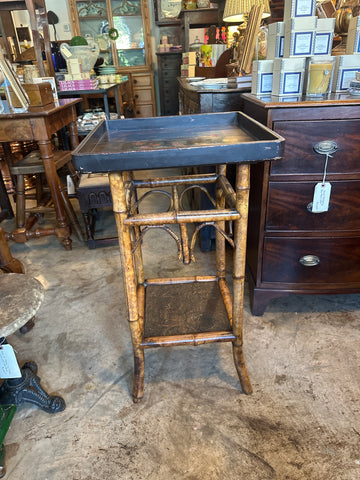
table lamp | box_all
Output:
[223,0,271,23]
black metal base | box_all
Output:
[0,362,65,414]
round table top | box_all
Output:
[0,273,45,337]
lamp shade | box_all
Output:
[223,0,271,22]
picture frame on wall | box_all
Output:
[154,0,181,23]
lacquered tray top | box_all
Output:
[72,112,284,172]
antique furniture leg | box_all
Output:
[0,226,24,274]
[0,173,13,223]
[232,164,252,394]
[110,172,144,402]
[37,141,72,250]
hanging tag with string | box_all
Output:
[0,339,21,378]
[311,141,337,213]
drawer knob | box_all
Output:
[307,202,325,214]
[313,140,338,155]
[299,255,320,267]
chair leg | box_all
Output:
[0,226,24,274]
[15,174,26,228]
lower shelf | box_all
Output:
[142,279,235,347]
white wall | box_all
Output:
[12,0,73,42]
[45,0,73,40]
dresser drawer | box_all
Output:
[134,89,153,104]
[266,180,360,231]
[262,237,360,284]
[132,74,152,87]
[134,104,154,117]
[271,119,360,175]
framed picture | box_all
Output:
[154,0,181,23]
[0,58,29,111]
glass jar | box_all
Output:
[184,0,197,9]
[254,26,268,61]
[197,0,210,7]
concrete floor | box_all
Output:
[1,182,360,480]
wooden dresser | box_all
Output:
[178,77,248,114]
[241,93,360,315]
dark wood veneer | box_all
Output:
[242,93,360,315]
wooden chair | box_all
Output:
[6,149,83,243]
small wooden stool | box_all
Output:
[0,273,66,476]
[6,150,83,244]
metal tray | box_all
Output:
[72,112,284,173]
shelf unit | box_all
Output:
[179,7,219,51]
[0,0,54,77]
[68,0,156,117]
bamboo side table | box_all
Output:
[72,112,284,402]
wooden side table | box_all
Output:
[72,113,284,402]
[0,99,82,249]
[57,81,131,119]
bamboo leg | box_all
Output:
[109,172,145,403]
[172,185,190,264]
[232,164,252,394]
[216,165,226,279]
[126,171,145,286]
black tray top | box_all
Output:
[72,112,284,173]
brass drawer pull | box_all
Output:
[313,140,338,155]
[299,255,320,266]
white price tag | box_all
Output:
[0,344,21,378]
[61,45,72,59]
[312,182,331,213]
[67,175,76,195]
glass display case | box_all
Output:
[69,0,151,69]
[68,0,156,117]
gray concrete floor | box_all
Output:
[1,181,360,480]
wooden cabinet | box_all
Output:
[156,52,182,116]
[178,76,248,114]
[68,0,156,117]
[130,72,156,117]
[241,93,360,315]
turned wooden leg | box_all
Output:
[0,226,24,274]
[109,172,144,403]
[15,174,25,228]
[232,163,252,395]
[37,140,72,250]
